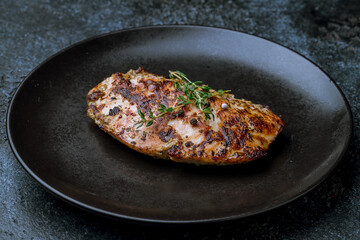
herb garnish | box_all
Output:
[134,71,230,128]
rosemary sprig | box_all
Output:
[134,71,230,128]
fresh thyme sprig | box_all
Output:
[134,71,230,128]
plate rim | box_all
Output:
[6,24,354,224]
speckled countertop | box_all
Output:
[1,1,359,239]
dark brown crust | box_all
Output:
[86,68,285,165]
[87,91,105,101]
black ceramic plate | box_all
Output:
[7,26,352,223]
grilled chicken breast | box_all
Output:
[87,68,284,165]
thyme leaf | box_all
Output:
[134,71,230,128]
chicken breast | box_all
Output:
[87,67,284,165]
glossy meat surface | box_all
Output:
[87,68,284,165]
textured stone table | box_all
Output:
[1,1,359,239]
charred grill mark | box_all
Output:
[87,90,105,101]
[236,108,250,117]
[114,72,129,85]
[234,129,250,149]
[176,109,185,118]
[199,141,208,149]
[137,79,182,111]
[192,144,200,150]
[112,85,151,113]
[88,105,98,114]
[216,149,227,158]
[252,134,266,145]
[167,144,183,157]
[212,148,228,160]
[219,126,250,150]
[158,127,175,142]
[204,130,213,142]
[190,118,197,126]
[115,88,138,101]
[109,106,121,116]
[197,150,204,157]
[248,115,273,133]
[220,127,234,147]
[97,104,105,110]
[243,146,267,159]
[224,116,246,128]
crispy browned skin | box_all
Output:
[87,67,284,165]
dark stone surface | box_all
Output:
[0,0,359,239]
